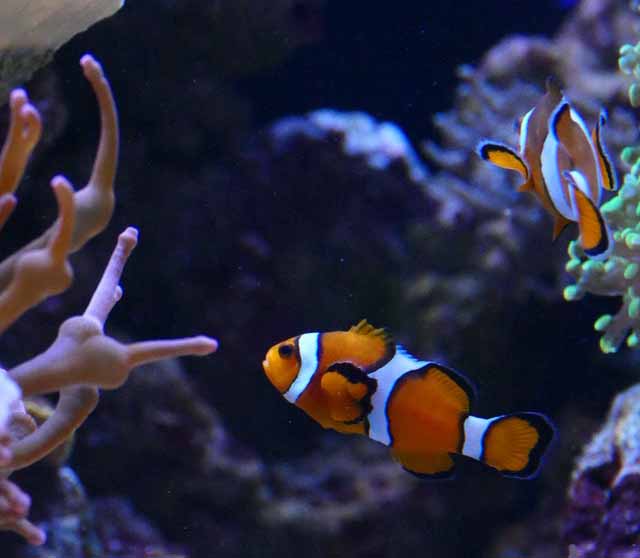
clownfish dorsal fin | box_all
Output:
[592,109,617,192]
[387,363,474,419]
[549,101,571,144]
[349,319,391,341]
[420,363,474,413]
[545,76,563,97]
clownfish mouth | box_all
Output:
[262,359,269,372]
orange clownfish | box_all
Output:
[262,320,555,479]
[476,78,616,260]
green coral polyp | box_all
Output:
[594,314,613,332]
[561,35,640,353]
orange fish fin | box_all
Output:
[482,413,555,478]
[592,110,617,191]
[545,76,564,101]
[550,101,573,147]
[417,364,474,414]
[349,319,390,340]
[347,320,395,369]
[391,449,455,479]
[565,171,611,259]
[321,364,375,423]
[476,141,529,180]
[517,179,534,193]
[552,215,572,241]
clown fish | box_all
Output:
[262,320,554,479]
[476,78,616,260]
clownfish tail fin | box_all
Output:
[470,412,555,478]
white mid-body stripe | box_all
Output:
[569,106,603,204]
[541,105,574,220]
[461,416,494,460]
[284,332,320,403]
[367,349,427,446]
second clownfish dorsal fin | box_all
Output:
[394,364,475,414]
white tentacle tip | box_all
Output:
[195,336,219,355]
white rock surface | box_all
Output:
[0,0,124,50]
[0,0,124,102]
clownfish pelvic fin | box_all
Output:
[564,170,612,260]
[476,141,530,182]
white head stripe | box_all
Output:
[284,333,320,403]
[519,108,534,155]
[461,416,492,461]
[367,350,428,446]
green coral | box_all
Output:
[564,30,640,353]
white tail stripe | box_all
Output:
[462,416,492,460]
[284,333,319,403]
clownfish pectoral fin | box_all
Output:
[480,412,555,478]
[321,364,375,423]
[391,449,456,479]
[564,171,612,260]
[476,141,530,182]
[552,215,572,241]
[592,110,617,191]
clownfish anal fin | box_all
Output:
[476,141,529,181]
[392,449,456,479]
[592,110,617,191]
[322,363,376,423]
[517,179,534,193]
[552,215,572,241]
[482,412,555,479]
[565,171,611,260]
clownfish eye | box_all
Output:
[278,344,294,358]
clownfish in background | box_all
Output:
[262,320,555,479]
[476,78,616,260]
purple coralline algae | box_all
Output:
[565,384,640,558]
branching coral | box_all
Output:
[0,54,217,545]
[563,9,640,353]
